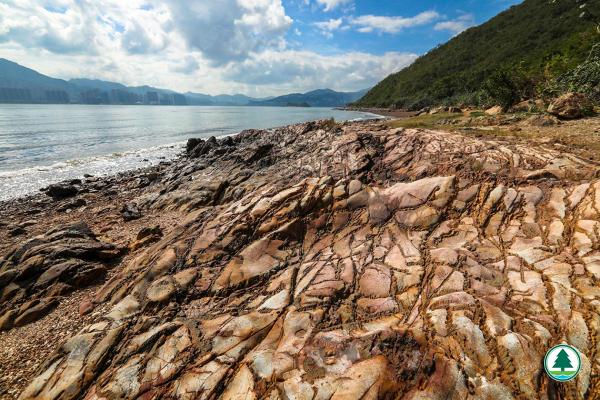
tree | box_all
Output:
[482,67,534,110]
[553,349,573,371]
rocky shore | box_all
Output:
[1,118,600,399]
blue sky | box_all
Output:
[286,0,521,55]
[0,0,523,96]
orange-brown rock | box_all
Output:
[4,119,600,399]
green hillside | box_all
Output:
[356,0,600,109]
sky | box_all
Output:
[0,0,523,97]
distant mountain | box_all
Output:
[185,92,269,106]
[0,58,365,107]
[251,89,369,107]
[357,0,600,109]
[69,78,129,92]
[0,58,78,103]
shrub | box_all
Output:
[559,43,600,102]
[482,67,534,110]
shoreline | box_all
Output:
[0,117,382,250]
[340,106,417,119]
[0,110,382,203]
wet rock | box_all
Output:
[188,136,219,158]
[43,183,79,200]
[186,138,204,154]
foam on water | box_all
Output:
[0,142,184,202]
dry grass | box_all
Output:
[388,112,600,161]
[388,112,461,129]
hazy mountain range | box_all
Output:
[0,58,367,107]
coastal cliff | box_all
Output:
[1,118,600,398]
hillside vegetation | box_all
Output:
[356,0,600,109]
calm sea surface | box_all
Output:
[0,105,380,201]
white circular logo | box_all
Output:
[544,344,581,382]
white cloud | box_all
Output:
[0,0,293,66]
[0,0,418,97]
[121,19,169,55]
[166,0,293,66]
[224,50,417,93]
[350,11,440,34]
[0,0,173,55]
[313,18,343,38]
[171,55,200,74]
[315,0,352,12]
[434,13,476,35]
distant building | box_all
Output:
[146,91,159,105]
[159,93,172,105]
[80,89,109,104]
[110,89,140,104]
[45,90,70,103]
[172,93,187,105]
[0,88,32,103]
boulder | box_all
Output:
[0,309,17,331]
[44,183,79,200]
[511,100,536,113]
[429,106,446,115]
[523,114,561,127]
[121,203,142,221]
[485,105,503,115]
[59,198,86,211]
[548,92,593,119]
[188,136,219,158]
[416,107,430,116]
[186,138,204,154]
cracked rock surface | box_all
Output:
[4,119,600,399]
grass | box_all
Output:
[388,113,460,129]
[387,112,600,161]
[469,111,487,117]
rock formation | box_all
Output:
[2,119,600,399]
[548,92,594,120]
[0,223,121,331]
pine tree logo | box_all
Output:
[544,344,581,382]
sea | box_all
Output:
[0,104,381,202]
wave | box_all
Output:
[0,141,185,202]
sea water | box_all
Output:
[0,104,380,201]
